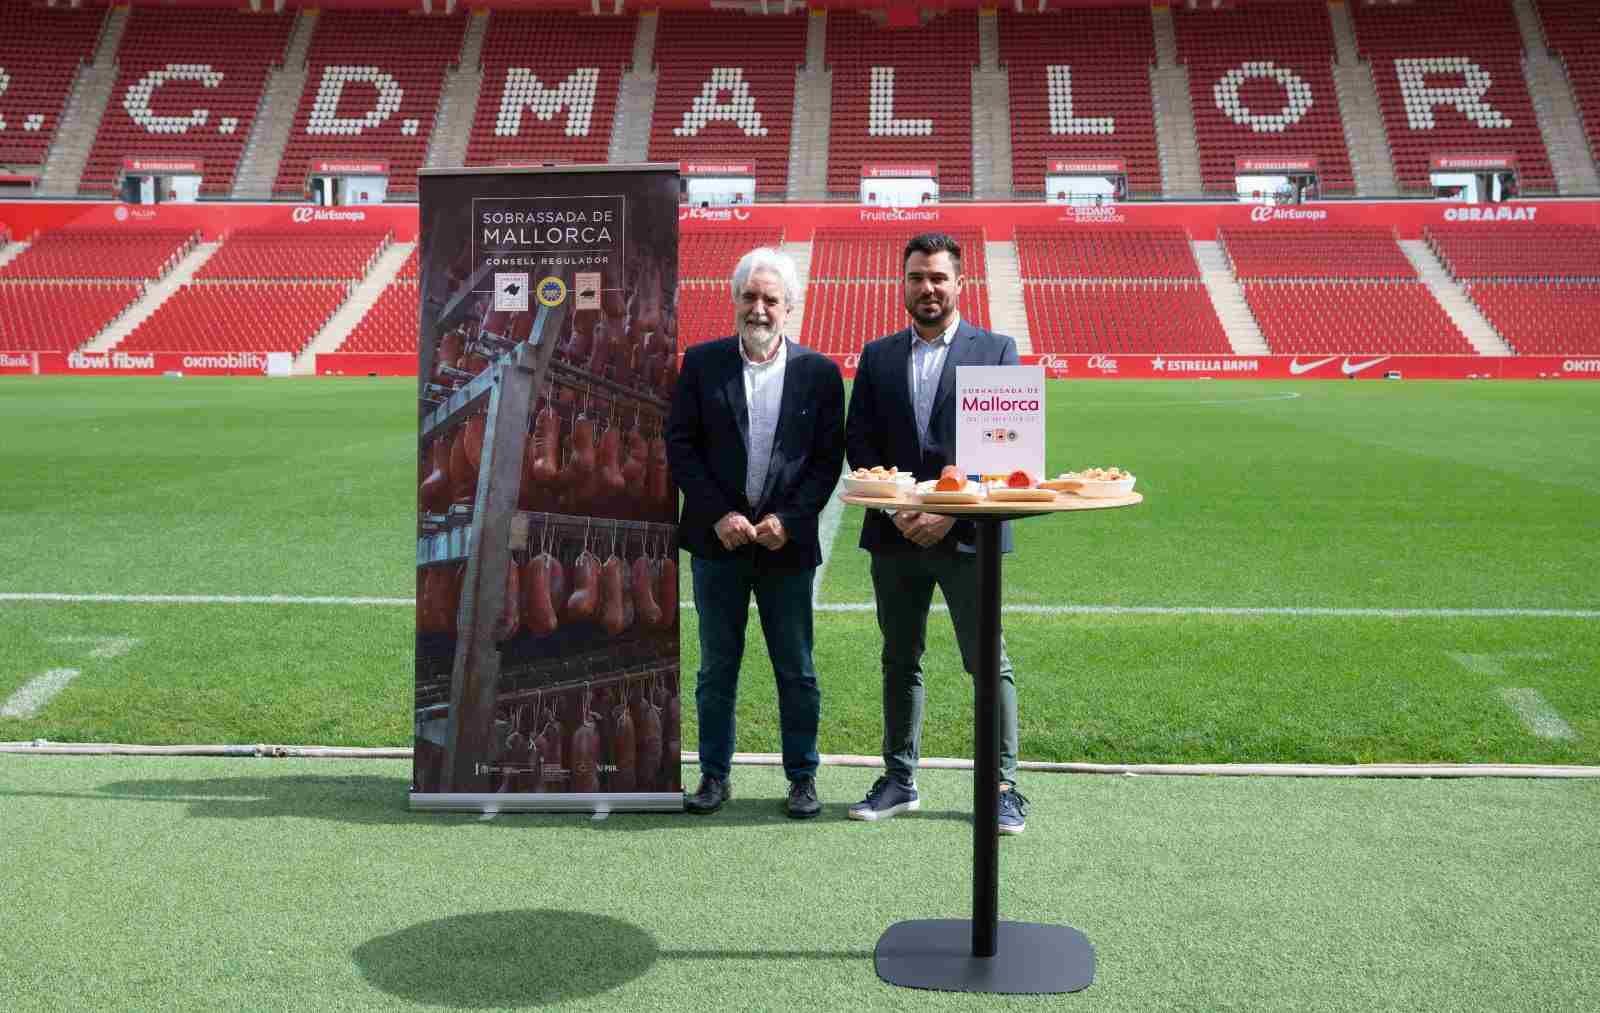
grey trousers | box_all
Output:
[869,547,1020,784]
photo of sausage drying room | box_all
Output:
[410,165,682,810]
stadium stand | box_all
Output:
[1172,1,1355,195]
[195,229,388,282]
[334,245,417,354]
[825,12,978,198]
[114,231,384,355]
[675,229,784,347]
[1533,1,1600,170]
[0,282,143,352]
[1221,226,1474,354]
[114,281,348,355]
[1352,0,1555,193]
[997,8,1161,198]
[0,228,196,281]
[0,228,193,352]
[79,9,296,197]
[465,12,635,168]
[273,12,468,200]
[1427,223,1600,354]
[338,279,417,354]
[1016,227,1228,355]
[0,0,106,167]
[647,13,807,198]
[801,228,989,353]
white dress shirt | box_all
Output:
[740,337,788,509]
[908,312,960,453]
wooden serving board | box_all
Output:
[839,490,1143,515]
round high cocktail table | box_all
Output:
[838,488,1144,995]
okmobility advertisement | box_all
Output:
[411,164,683,813]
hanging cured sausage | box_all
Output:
[633,553,662,628]
[570,691,600,793]
[490,560,521,642]
[609,691,636,792]
[655,551,678,628]
[635,683,662,794]
[600,552,630,636]
[565,547,601,623]
[520,552,558,639]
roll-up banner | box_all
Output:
[411,163,683,813]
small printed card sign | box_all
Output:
[955,365,1046,477]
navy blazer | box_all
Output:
[845,319,1019,554]
[666,337,846,570]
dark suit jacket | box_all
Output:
[666,337,846,570]
[845,319,1019,554]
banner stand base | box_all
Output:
[409,791,685,813]
[875,919,1094,994]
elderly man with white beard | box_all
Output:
[664,247,846,819]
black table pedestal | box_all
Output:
[873,515,1096,995]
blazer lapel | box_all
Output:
[887,328,919,447]
[723,342,750,452]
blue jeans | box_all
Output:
[691,553,821,782]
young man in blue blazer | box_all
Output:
[843,232,1030,835]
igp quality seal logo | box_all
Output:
[537,276,568,308]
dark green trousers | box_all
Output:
[869,547,1020,784]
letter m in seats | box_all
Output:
[496,68,601,137]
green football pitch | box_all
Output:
[2,376,1597,765]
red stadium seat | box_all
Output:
[0,0,106,167]
[78,9,296,197]
[1352,0,1555,193]
[802,229,988,354]
[825,12,979,198]
[1427,223,1600,354]
[273,12,468,201]
[647,13,808,197]
[998,8,1161,198]
[1172,2,1356,195]
[466,13,635,169]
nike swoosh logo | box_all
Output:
[1288,356,1338,375]
[1341,356,1390,376]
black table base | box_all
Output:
[875,919,1095,994]
[873,515,1096,995]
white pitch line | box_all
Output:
[3,593,1597,619]
[811,464,850,603]
[1,593,413,606]
[1,669,81,719]
[1499,688,1578,741]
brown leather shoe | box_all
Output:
[684,774,730,814]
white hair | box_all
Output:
[731,247,803,310]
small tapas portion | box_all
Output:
[986,469,1059,502]
[916,465,985,504]
[842,465,915,498]
[1041,466,1136,498]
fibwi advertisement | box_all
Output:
[955,365,1046,476]
[411,164,682,813]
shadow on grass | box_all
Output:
[0,773,973,828]
[353,909,872,1008]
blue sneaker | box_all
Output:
[998,784,1028,836]
[848,775,920,821]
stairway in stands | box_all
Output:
[1191,241,1268,354]
[1328,0,1398,196]
[84,244,220,352]
[425,10,488,170]
[38,7,125,196]
[1398,241,1513,355]
[608,12,657,164]
[295,242,416,374]
[786,12,831,202]
[232,10,317,199]
[1148,5,1202,197]
[984,241,1030,352]
[1513,0,1600,193]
